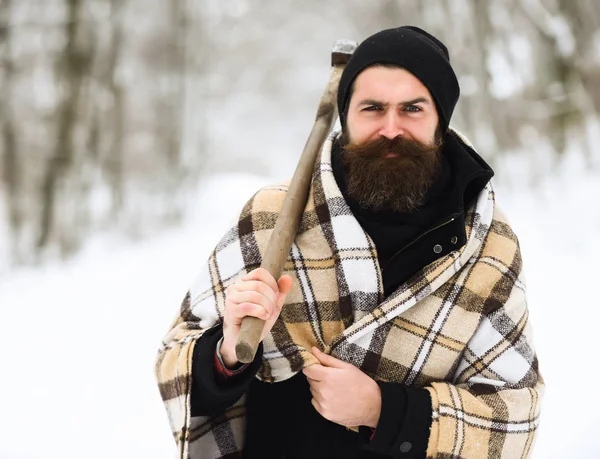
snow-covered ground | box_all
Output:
[496,164,600,458]
[0,167,598,458]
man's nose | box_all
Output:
[378,112,405,140]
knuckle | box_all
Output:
[255,281,274,299]
[258,267,272,278]
[257,268,277,287]
[247,290,263,303]
[239,303,255,315]
[263,301,276,316]
[251,289,275,311]
[229,303,245,317]
[243,292,266,312]
[242,303,267,319]
[224,285,233,298]
[253,267,267,280]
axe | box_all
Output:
[235,40,357,363]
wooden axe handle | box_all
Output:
[235,43,356,363]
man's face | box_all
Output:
[340,66,444,213]
[345,66,440,147]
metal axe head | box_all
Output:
[331,39,358,66]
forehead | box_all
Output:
[351,66,432,102]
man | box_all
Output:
[156,26,543,459]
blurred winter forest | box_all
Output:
[1,0,599,268]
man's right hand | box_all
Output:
[220,268,293,368]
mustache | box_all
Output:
[343,135,442,159]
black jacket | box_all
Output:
[190,131,493,459]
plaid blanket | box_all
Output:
[155,130,543,459]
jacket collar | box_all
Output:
[442,129,494,217]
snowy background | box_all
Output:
[1,164,599,458]
[1,1,600,458]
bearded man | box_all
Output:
[156,26,544,459]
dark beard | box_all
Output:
[341,134,443,213]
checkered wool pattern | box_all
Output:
[155,130,543,459]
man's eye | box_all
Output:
[363,105,382,111]
[404,105,421,112]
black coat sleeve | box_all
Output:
[360,383,432,458]
[189,324,263,417]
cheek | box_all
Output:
[346,117,377,144]
[408,120,438,144]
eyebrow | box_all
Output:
[357,97,431,107]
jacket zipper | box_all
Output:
[381,214,459,273]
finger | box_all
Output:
[312,347,347,369]
[311,382,328,403]
[311,397,323,415]
[230,290,277,318]
[274,275,293,311]
[303,371,321,383]
[230,302,271,321]
[235,281,278,307]
[241,268,279,293]
[309,385,319,401]
[305,379,324,396]
[277,275,293,296]
[302,364,326,382]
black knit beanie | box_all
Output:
[337,26,460,133]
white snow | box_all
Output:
[0,166,599,458]
[496,165,600,458]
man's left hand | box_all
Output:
[302,346,382,428]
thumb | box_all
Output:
[277,275,293,299]
[312,346,346,368]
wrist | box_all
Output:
[218,337,240,369]
[365,382,382,428]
